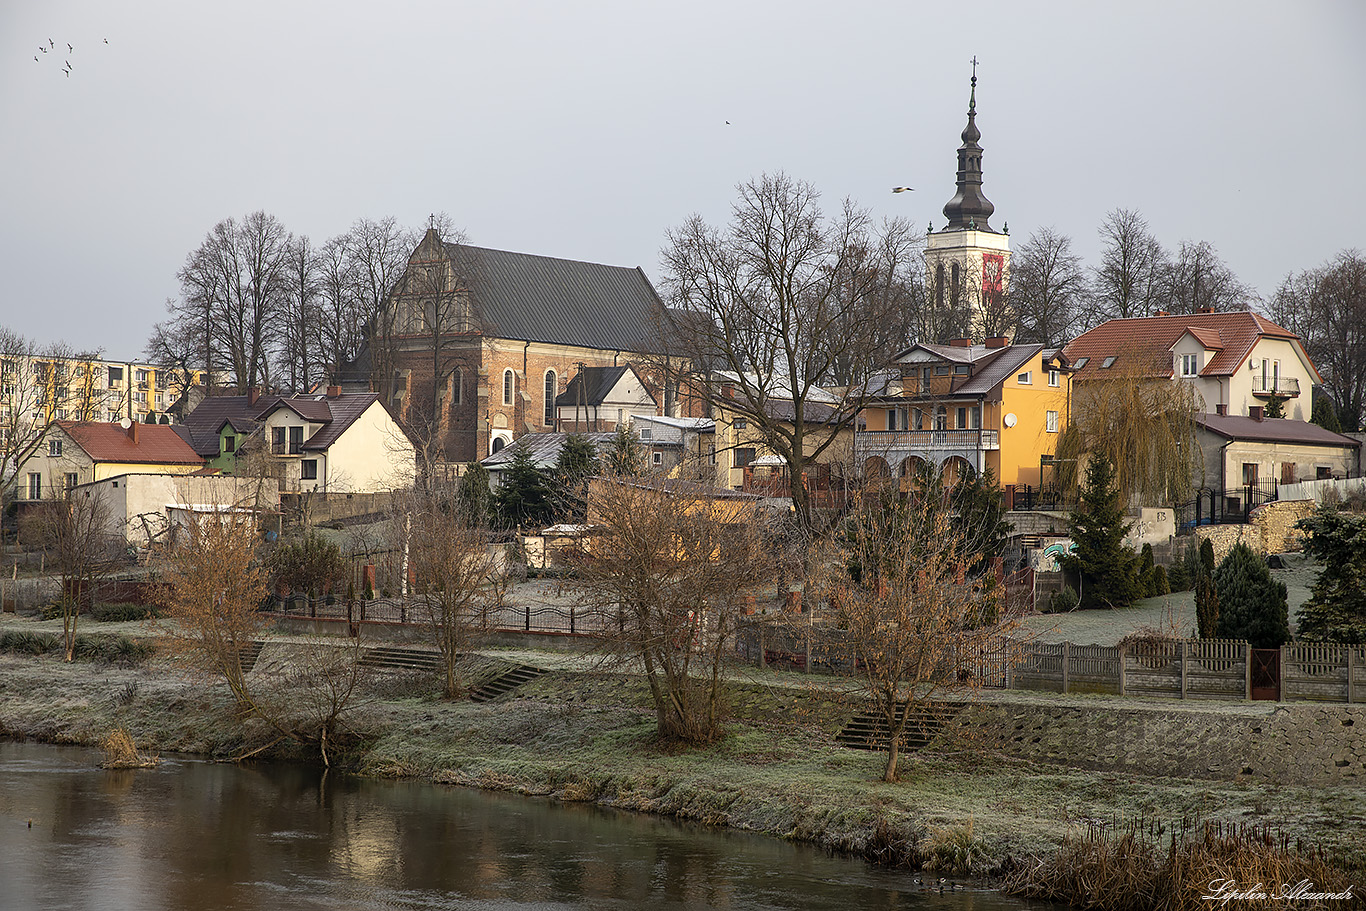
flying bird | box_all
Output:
[48,38,54,48]
[67,43,73,53]
[103,38,108,43]
[34,56,38,62]
[891,187,914,193]
[39,46,47,53]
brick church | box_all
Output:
[365,228,675,465]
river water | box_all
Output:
[0,741,1052,910]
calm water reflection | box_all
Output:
[0,740,1049,910]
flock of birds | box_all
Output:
[33,36,107,77]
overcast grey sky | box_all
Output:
[3,1,1363,358]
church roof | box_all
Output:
[441,240,665,352]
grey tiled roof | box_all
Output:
[181,392,385,456]
[448,243,665,352]
[480,432,618,470]
[954,345,1042,395]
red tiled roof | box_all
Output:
[1063,311,1299,380]
[59,422,204,465]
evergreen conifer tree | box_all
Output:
[1262,395,1286,419]
[605,423,643,477]
[454,462,492,526]
[553,433,600,523]
[1213,542,1289,648]
[1310,395,1344,434]
[493,445,556,530]
[1058,456,1141,609]
[1195,570,1219,638]
[1295,507,1366,643]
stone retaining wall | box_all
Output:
[945,699,1366,787]
[1195,499,1316,561]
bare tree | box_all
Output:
[1156,240,1252,315]
[399,487,505,698]
[574,478,773,745]
[340,216,418,398]
[30,490,118,661]
[315,236,365,385]
[1091,208,1166,326]
[173,211,293,392]
[1008,226,1086,346]
[659,173,920,535]
[145,315,208,412]
[1057,351,1201,505]
[277,235,323,393]
[824,483,1013,782]
[1269,250,1366,431]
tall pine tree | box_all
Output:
[1059,456,1141,610]
[1214,542,1289,648]
[493,445,556,530]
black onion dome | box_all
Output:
[941,73,996,232]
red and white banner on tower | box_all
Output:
[982,253,1004,297]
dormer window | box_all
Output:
[1048,369,1060,387]
[1180,354,1198,377]
[953,365,970,375]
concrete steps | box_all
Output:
[358,645,444,672]
[237,640,266,673]
[470,664,545,703]
[835,702,961,752]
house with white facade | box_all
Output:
[181,388,415,493]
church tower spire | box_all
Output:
[922,59,1012,342]
[941,59,996,232]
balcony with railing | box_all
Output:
[855,428,999,457]
[1251,376,1300,397]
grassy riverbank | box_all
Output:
[1,633,1363,885]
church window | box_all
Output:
[503,369,514,406]
[544,370,556,425]
[452,368,462,405]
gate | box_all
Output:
[1251,648,1280,700]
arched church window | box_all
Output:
[503,369,514,406]
[544,370,557,426]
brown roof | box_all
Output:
[59,422,204,465]
[1193,414,1361,448]
[1064,311,1302,380]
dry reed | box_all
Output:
[99,727,160,769]
[1005,816,1356,910]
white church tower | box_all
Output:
[923,64,1012,342]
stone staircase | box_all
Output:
[470,664,545,703]
[237,640,266,673]
[835,702,961,753]
[358,646,444,672]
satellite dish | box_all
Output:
[1003,413,1018,428]
[118,417,132,430]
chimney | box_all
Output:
[126,420,139,445]
[1249,405,1264,421]
[1215,403,1228,416]
[1198,306,1214,314]
[949,337,972,348]
[326,385,342,399]
[1154,310,1169,317]
[985,336,1009,349]
[248,386,260,406]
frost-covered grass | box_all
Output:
[0,639,1362,875]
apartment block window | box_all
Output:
[734,447,756,469]
[1046,410,1059,433]
[108,366,123,386]
[136,369,149,385]
[1017,371,1032,385]
[1180,354,1198,377]
[288,425,304,455]
[300,459,318,480]
[133,391,147,404]
[272,427,286,455]
[543,370,557,426]
[503,369,514,406]
[49,439,62,457]
[1048,369,1060,387]
[27,473,41,500]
